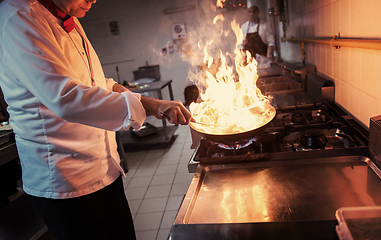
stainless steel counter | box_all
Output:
[171,156,381,240]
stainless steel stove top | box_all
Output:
[188,102,369,172]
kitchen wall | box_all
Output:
[81,0,249,102]
[279,0,381,127]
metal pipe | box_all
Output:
[282,36,381,51]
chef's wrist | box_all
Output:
[113,83,130,93]
[140,96,159,117]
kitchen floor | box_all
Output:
[122,117,194,240]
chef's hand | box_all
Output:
[140,96,194,125]
[113,83,131,93]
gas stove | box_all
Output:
[188,102,369,172]
[173,63,381,240]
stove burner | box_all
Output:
[299,129,328,149]
[291,109,313,123]
[217,138,257,150]
[204,138,263,158]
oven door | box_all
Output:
[171,156,381,240]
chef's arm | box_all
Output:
[140,96,193,125]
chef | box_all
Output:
[0,0,192,239]
[239,4,275,60]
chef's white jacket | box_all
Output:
[0,0,146,199]
[238,20,275,50]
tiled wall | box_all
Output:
[279,0,381,127]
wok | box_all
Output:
[189,106,276,144]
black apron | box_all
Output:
[244,19,267,58]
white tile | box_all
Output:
[181,148,195,156]
[127,176,153,189]
[349,48,361,89]
[126,187,148,200]
[332,47,341,80]
[176,164,190,173]
[332,0,340,35]
[315,45,322,73]
[373,51,381,100]
[320,44,327,74]
[156,164,178,175]
[360,49,376,97]
[157,228,171,240]
[170,183,190,196]
[340,82,349,110]
[375,99,381,117]
[358,91,375,127]
[179,155,192,164]
[174,172,194,184]
[348,86,361,118]
[165,195,184,211]
[160,157,180,166]
[174,137,187,144]
[126,160,142,170]
[127,151,147,162]
[145,185,172,198]
[160,211,178,229]
[162,149,183,158]
[125,168,138,179]
[324,5,332,36]
[340,47,350,84]
[128,199,142,215]
[140,158,161,168]
[341,0,350,37]
[139,197,168,213]
[334,79,341,103]
[134,212,163,231]
[135,167,157,178]
[135,230,158,240]
[326,45,333,77]
[151,173,175,186]
[145,149,165,160]
[349,0,362,37]
[122,177,132,188]
[168,142,184,151]
[361,0,377,38]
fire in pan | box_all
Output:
[189,105,276,144]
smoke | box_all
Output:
[144,0,247,90]
[180,1,243,89]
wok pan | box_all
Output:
[189,106,276,144]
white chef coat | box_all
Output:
[0,0,146,199]
[238,20,275,50]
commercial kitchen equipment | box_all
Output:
[118,80,178,148]
[170,62,381,240]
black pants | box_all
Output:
[30,176,136,240]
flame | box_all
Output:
[216,0,225,8]
[189,19,275,135]
[213,14,224,24]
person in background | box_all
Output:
[183,84,200,110]
[0,0,193,239]
[183,84,203,149]
[239,5,275,60]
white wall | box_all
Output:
[279,0,381,127]
[81,0,248,102]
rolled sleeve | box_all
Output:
[118,91,146,131]
[105,78,117,91]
